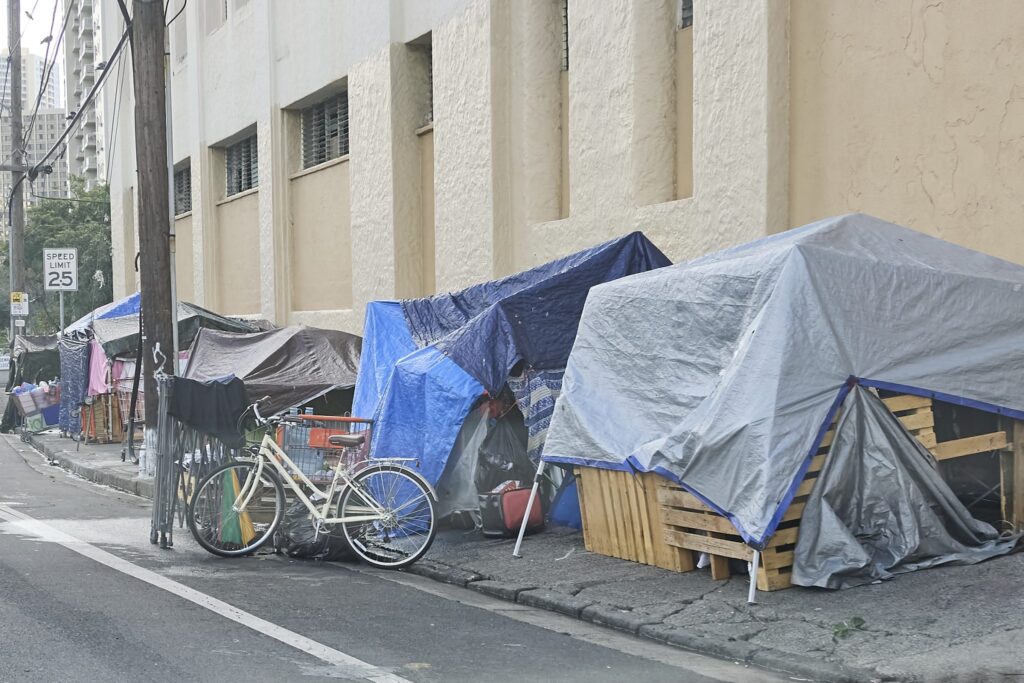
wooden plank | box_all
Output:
[657,487,713,513]
[663,529,754,561]
[882,394,932,413]
[581,469,610,556]
[602,470,629,560]
[793,477,817,499]
[662,508,738,535]
[765,525,799,548]
[757,567,793,592]
[574,469,594,553]
[807,454,827,474]
[1013,421,1024,532]
[709,553,731,580]
[761,549,795,571]
[626,473,651,565]
[917,430,938,451]
[621,472,645,563]
[932,432,1008,461]
[780,501,806,523]
[897,409,935,432]
[639,473,695,572]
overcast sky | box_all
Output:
[1,0,64,60]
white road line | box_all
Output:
[0,504,411,683]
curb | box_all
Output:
[24,434,154,499]
[408,560,887,683]
[17,439,891,683]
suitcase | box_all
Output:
[479,487,544,538]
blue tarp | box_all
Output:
[66,292,140,332]
[354,232,671,485]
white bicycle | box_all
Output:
[186,400,437,569]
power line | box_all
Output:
[22,0,74,150]
[165,0,186,27]
[104,46,126,180]
[29,28,129,180]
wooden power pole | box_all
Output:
[130,0,175,429]
[7,0,26,334]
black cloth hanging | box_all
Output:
[168,375,249,448]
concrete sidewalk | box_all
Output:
[24,429,1024,682]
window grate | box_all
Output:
[225,135,258,196]
[679,0,693,29]
[174,165,191,215]
[560,0,569,71]
[301,92,349,169]
[426,43,434,124]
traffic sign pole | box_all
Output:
[59,291,64,335]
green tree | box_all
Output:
[1,179,113,337]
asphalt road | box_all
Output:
[0,434,786,683]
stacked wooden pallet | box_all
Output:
[576,393,1017,591]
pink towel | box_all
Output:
[87,338,110,396]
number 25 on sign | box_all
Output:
[43,248,78,291]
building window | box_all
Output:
[301,92,349,169]
[225,135,258,196]
[560,0,569,71]
[174,165,191,215]
[678,0,693,29]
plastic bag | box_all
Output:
[276,500,352,561]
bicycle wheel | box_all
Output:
[338,464,436,569]
[187,461,284,557]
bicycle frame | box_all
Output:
[234,431,391,526]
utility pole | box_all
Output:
[7,0,26,339]
[130,0,175,430]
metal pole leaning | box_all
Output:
[512,457,546,558]
[747,550,760,604]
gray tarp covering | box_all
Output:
[184,326,361,416]
[92,301,258,358]
[544,214,1024,556]
[792,386,1015,588]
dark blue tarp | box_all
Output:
[354,232,670,485]
[58,336,90,434]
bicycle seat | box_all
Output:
[328,433,366,448]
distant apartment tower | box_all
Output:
[0,48,61,111]
[64,0,105,189]
[0,48,68,214]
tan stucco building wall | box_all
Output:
[102,0,1024,335]
[790,1,1024,264]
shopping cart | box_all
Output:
[13,382,61,441]
[275,415,373,484]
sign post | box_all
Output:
[43,248,78,334]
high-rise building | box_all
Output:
[0,48,61,113]
[0,47,68,218]
[63,0,105,190]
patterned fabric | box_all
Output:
[507,367,564,462]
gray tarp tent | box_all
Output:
[184,326,361,416]
[7,335,60,388]
[544,214,1021,588]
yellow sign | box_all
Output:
[10,291,28,316]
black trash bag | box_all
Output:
[474,407,534,493]
[276,500,353,561]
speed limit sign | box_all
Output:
[44,248,78,291]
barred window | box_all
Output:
[560,0,569,71]
[174,166,192,215]
[225,135,258,196]
[679,0,693,29]
[301,92,349,169]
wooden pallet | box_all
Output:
[576,468,694,572]
[577,393,1017,591]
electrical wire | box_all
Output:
[22,0,74,150]
[103,47,126,181]
[165,0,186,27]
[0,0,42,117]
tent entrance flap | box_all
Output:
[792,386,1018,590]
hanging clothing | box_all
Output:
[87,338,110,396]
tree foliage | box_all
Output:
[0,179,113,340]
